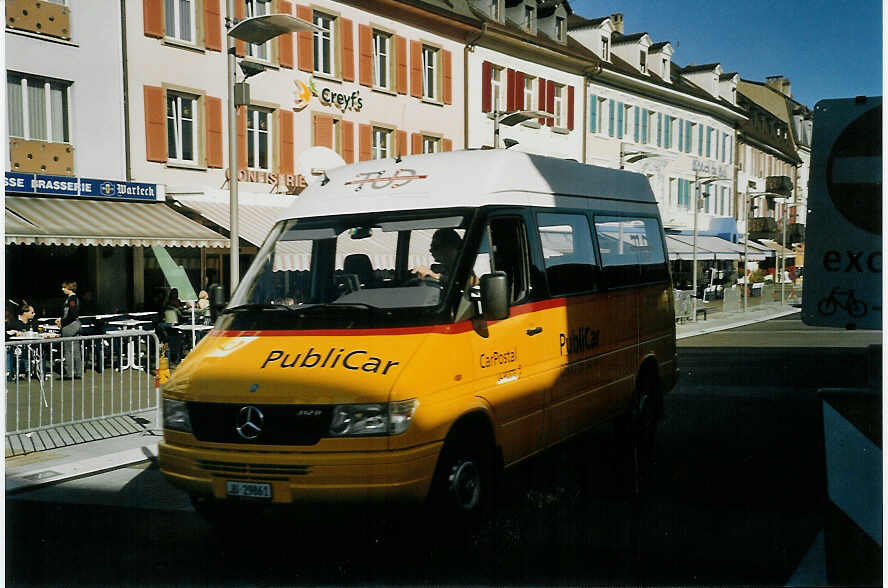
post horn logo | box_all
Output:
[293,78,318,111]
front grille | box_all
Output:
[197,459,311,476]
[187,402,333,445]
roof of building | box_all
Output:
[681,63,721,73]
[566,14,608,29]
[649,41,671,51]
[612,31,648,44]
[736,91,802,163]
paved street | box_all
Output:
[6,315,880,586]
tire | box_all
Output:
[429,431,495,526]
[615,372,662,497]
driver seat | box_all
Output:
[343,254,375,288]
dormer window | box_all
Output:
[524,6,535,32]
[489,0,500,20]
[601,36,609,60]
[639,50,647,73]
[662,58,667,74]
[555,16,565,42]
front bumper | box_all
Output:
[159,437,442,504]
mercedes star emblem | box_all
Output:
[235,405,264,440]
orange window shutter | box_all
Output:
[205,96,223,168]
[358,25,373,87]
[340,18,355,82]
[144,86,167,162]
[237,106,247,168]
[143,0,163,38]
[442,50,452,105]
[279,109,294,174]
[395,36,407,94]
[396,130,407,158]
[341,121,355,163]
[442,139,452,152]
[314,115,333,148]
[296,5,313,72]
[411,133,422,154]
[409,40,422,98]
[277,0,294,68]
[204,0,222,51]
[358,124,372,161]
[234,1,246,57]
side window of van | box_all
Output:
[473,217,530,304]
[537,212,600,296]
[594,215,667,287]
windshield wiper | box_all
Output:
[222,303,296,314]
[295,302,380,315]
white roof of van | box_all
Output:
[277,150,657,223]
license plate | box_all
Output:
[226,481,272,499]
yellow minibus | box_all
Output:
[160,150,677,521]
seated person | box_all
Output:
[412,228,462,286]
[6,303,35,379]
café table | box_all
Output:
[106,319,153,371]
[174,323,214,351]
[8,331,58,406]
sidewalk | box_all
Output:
[6,300,800,494]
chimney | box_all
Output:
[765,75,792,97]
[610,13,623,34]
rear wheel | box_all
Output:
[616,372,662,496]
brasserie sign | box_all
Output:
[5,172,162,201]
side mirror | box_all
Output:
[480,272,509,321]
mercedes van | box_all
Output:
[160,150,677,520]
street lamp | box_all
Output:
[225,9,320,294]
[692,172,729,321]
[491,110,552,148]
[741,191,780,313]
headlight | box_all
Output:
[163,398,192,433]
[328,399,418,437]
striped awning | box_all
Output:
[666,235,766,261]
[169,193,296,248]
[5,196,229,247]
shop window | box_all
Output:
[165,0,196,44]
[167,92,199,164]
[247,107,272,171]
[313,11,336,76]
[7,73,70,143]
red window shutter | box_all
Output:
[205,96,223,168]
[314,114,333,148]
[537,77,547,123]
[143,0,163,38]
[411,132,422,154]
[296,5,313,72]
[341,120,355,163]
[481,61,492,113]
[203,0,222,50]
[358,25,373,87]
[546,80,555,126]
[442,50,452,105]
[277,0,294,68]
[506,69,515,112]
[409,40,422,98]
[515,72,524,110]
[567,85,575,130]
[235,1,245,57]
[279,109,294,174]
[340,18,355,82]
[358,124,372,161]
[396,130,407,158]
[237,106,247,168]
[442,138,452,152]
[395,36,407,94]
[143,85,167,162]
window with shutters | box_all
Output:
[165,0,197,43]
[371,126,392,160]
[247,107,272,171]
[313,11,336,76]
[421,45,438,101]
[523,76,535,112]
[622,103,632,138]
[423,135,440,154]
[552,84,564,128]
[372,30,391,90]
[490,66,504,112]
[167,92,199,164]
[7,73,71,143]
[245,0,270,61]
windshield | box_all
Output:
[222,210,474,330]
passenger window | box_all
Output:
[474,218,530,304]
[594,216,667,286]
[537,212,599,296]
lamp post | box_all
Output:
[491,109,552,148]
[692,172,727,321]
[225,10,319,294]
[741,190,779,312]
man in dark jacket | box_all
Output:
[56,280,82,378]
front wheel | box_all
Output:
[429,434,494,525]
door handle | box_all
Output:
[525,326,543,336]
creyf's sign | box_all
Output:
[293,77,363,112]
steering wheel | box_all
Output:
[405,274,441,287]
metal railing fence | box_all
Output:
[5,330,161,438]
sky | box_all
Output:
[571,0,883,108]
